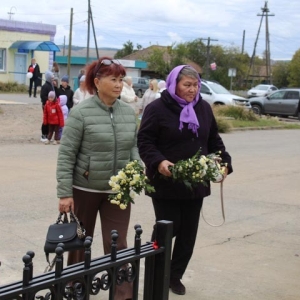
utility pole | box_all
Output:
[89,3,99,59]
[67,8,73,78]
[241,30,245,54]
[201,37,218,79]
[247,1,274,86]
[86,0,91,63]
[7,7,16,20]
[258,1,274,84]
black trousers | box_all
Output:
[41,105,48,136]
[29,77,38,97]
[152,197,203,279]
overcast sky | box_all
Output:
[1,0,299,60]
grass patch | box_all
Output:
[0,81,28,93]
[213,105,300,132]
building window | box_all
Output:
[0,49,6,72]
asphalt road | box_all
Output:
[0,95,300,299]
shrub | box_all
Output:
[0,81,28,93]
[213,105,258,121]
[216,117,232,133]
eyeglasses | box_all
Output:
[94,59,121,76]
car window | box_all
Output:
[285,91,299,99]
[208,83,231,94]
[270,86,277,91]
[254,85,269,91]
[200,84,211,94]
[269,91,285,100]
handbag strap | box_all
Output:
[201,181,225,227]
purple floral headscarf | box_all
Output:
[166,65,201,136]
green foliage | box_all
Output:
[287,49,300,87]
[146,48,171,78]
[272,61,290,88]
[213,105,259,121]
[215,117,232,133]
[0,81,28,93]
[114,40,136,59]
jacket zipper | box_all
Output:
[109,107,117,174]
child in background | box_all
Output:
[43,91,64,145]
[58,95,69,139]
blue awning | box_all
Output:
[10,41,60,52]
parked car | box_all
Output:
[200,79,251,108]
[247,84,278,98]
[250,88,300,120]
[132,77,149,98]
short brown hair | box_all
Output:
[85,57,126,95]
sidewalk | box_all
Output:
[0,109,300,299]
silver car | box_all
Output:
[247,84,278,98]
[250,88,300,120]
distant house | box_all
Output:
[56,47,148,89]
[121,45,203,78]
[0,19,59,85]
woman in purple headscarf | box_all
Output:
[137,65,233,296]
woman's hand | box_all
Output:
[158,160,174,177]
[58,197,74,213]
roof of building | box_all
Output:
[122,45,203,73]
[0,19,56,36]
[10,40,60,52]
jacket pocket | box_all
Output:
[81,156,90,180]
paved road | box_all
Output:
[0,98,300,299]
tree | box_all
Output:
[287,49,300,87]
[272,61,290,88]
[146,47,170,78]
[114,40,135,58]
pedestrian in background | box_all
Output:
[28,58,40,98]
[73,75,93,106]
[139,78,160,115]
[158,80,166,93]
[56,57,139,300]
[138,65,233,296]
[43,91,64,145]
[51,61,60,79]
[57,95,69,139]
[120,76,138,114]
[57,75,74,111]
[40,71,55,142]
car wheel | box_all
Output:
[252,104,262,115]
[137,90,142,98]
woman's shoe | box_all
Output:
[169,278,186,295]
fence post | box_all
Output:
[152,220,173,300]
[132,225,142,299]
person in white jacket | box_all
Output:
[120,76,138,114]
[139,78,160,116]
[73,75,93,106]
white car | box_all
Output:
[247,84,278,98]
[200,80,251,108]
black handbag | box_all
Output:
[44,211,86,270]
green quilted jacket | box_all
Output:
[56,95,140,198]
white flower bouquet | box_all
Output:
[168,149,227,190]
[108,160,155,210]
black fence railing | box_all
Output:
[0,220,173,300]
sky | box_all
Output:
[1,0,300,60]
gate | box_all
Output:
[0,221,173,300]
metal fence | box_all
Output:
[0,220,173,300]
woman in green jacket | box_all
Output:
[56,57,139,300]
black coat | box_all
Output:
[40,81,54,106]
[137,90,233,200]
[28,63,40,80]
[57,85,74,110]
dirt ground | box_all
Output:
[0,104,42,145]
